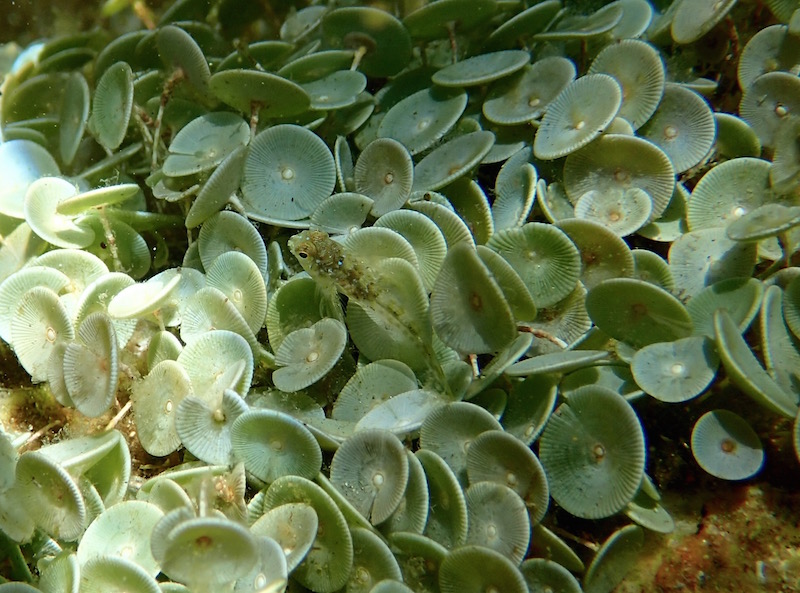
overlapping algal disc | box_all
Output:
[671,0,738,45]
[411,131,495,192]
[432,50,530,88]
[691,409,764,480]
[402,0,497,40]
[737,24,800,91]
[739,71,800,148]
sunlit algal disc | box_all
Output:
[439,545,527,593]
[640,84,716,173]
[607,0,655,39]
[432,50,530,89]
[197,211,267,279]
[486,222,581,308]
[668,228,757,300]
[631,336,719,403]
[506,350,611,377]
[483,0,563,51]
[12,286,74,383]
[740,71,800,148]
[727,203,800,242]
[402,0,497,40]
[162,112,249,178]
[311,192,373,235]
[535,2,625,41]
[586,278,693,348]
[23,177,94,249]
[533,74,622,160]
[556,217,635,291]
[186,145,247,229]
[464,481,530,564]
[761,285,800,397]
[411,131,495,193]
[631,248,675,291]
[130,360,191,457]
[250,503,318,572]
[582,524,644,593]
[88,61,133,151]
[588,39,664,130]
[272,317,347,393]
[205,250,266,335]
[38,551,80,593]
[466,429,549,525]
[321,6,412,78]
[107,269,181,320]
[0,266,71,345]
[210,69,311,118]
[174,389,248,465]
[15,451,85,541]
[377,86,468,156]
[671,0,738,44]
[416,449,468,549]
[263,476,353,593]
[176,329,253,404]
[563,134,675,223]
[332,359,417,422]
[241,124,335,222]
[483,57,575,126]
[352,388,445,438]
[231,409,322,483]
[56,183,140,217]
[0,139,61,219]
[688,277,763,339]
[407,198,475,248]
[521,559,582,593]
[737,24,800,91]
[58,72,89,166]
[79,555,161,593]
[691,409,764,480]
[354,138,413,217]
[574,188,652,237]
[540,386,645,519]
[266,276,343,352]
[347,527,403,593]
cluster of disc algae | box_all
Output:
[1,0,800,591]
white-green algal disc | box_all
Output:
[439,545,527,593]
[556,217,635,291]
[691,409,764,480]
[440,177,494,245]
[483,57,576,126]
[107,270,181,319]
[668,228,757,300]
[411,131,495,193]
[185,145,247,229]
[583,524,643,593]
[332,359,417,422]
[586,278,693,348]
[432,50,530,88]
[88,61,133,151]
[574,188,653,237]
[381,448,429,535]
[714,112,762,159]
[464,481,530,564]
[521,559,582,593]
[738,23,800,91]
[536,2,625,40]
[538,180,575,223]
[175,389,248,465]
[727,203,800,241]
[740,71,800,148]
[377,87,468,156]
[334,135,355,192]
[264,476,353,593]
[608,0,655,38]
[59,72,89,167]
[354,138,413,217]
[301,70,367,111]
[487,222,580,308]
[131,360,192,457]
[15,451,85,540]
[0,266,70,345]
[250,503,318,572]
[205,250,267,335]
[631,249,674,291]
[715,308,798,418]
[233,535,287,593]
[273,317,347,393]
[231,409,322,483]
[176,329,253,404]
[0,139,61,219]
[311,192,373,235]
[388,532,447,593]
[407,198,475,248]
[77,214,150,280]
[38,551,80,593]
[540,386,645,519]
[56,183,140,216]
[210,68,311,117]
[785,275,800,341]
[415,449,468,549]
[354,388,445,437]
[80,556,160,593]
[475,244,537,321]
[631,336,719,403]
[12,286,74,382]
[64,313,119,418]
[533,73,621,160]
[492,147,537,231]
[588,39,665,130]
[197,211,267,279]
[24,177,94,249]
[347,527,403,593]
[163,112,249,177]
[563,134,675,222]
[31,248,109,300]
[77,500,163,576]
[639,84,716,173]
[160,516,258,588]
[671,0,737,44]
[156,24,210,94]
[688,277,763,339]
[506,350,611,377]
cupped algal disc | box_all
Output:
[635,182,688,243]
[80,556,160,593]
[483,57,575,126]
[24,176,95,249]
[476,245,537,321]
[760,285,800,397]
[506,350,610,377]
[332,359,417,422]
[389,532,447,593]
[0,139,61,219]
[738,24,800,91]
[56,182,140,216]
[770,115,800,193]
[556,217,635,291]
[88,61,133,151]
[156,25,211,95]
[440,177,493,245]
[241,124,335,222]
[197,210,267,279]
[785,275,800,341]
[521,558,582,593]
[329,429,409,525]
[280,5,326,42]
[688,277,763,339]
[311,192,373,235]
[301,70,367,110]
[483,0,563,51]
[186,145,246,229]
[163,112,249,177]
[106,269,181,320]
[381,449,429,535]
[438,545,528,593]
[354,138,413,217]
[0,265,71,345]
[533,74,622,160]
[432,50,530,88]
[354,389,445,437]
[671,0,737,44]
[534,3,624,41]
[59,72,89,166]
[273,317,347,392]
[739,71,800,148]
[573,188,652,237]
[539,386,645,519]
[631,336,719,403]
[486,222,580,308]
[585,278,693,348]
[378,87,467,156]
[416,449,468,549]
[714,112,762,159]
[78,214,150,280]
[691,409,764,480]
[411,131,495,193]
[639,83,716,173]
[209,69,311,118]
[176,329,253,404]
[205,250,267,335]
[278,50,356,82]
[250,503,318,572]
[408,198,474,248]
[588,39,665,130]
[631,249,675,291]
[726,203,800,241]
[465,481,530,564]
[174,389,248,465]
[582,524,644,593]
[231,409,322,483]
[402,0,497,40]
[563,134,675,222]
[492,146,537,231]
[346,527,402,593]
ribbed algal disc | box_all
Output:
[329,429,409,525]
[585,278,693,348]
[433,50,530,88]
[574,188,652,237]
[412,131,495,193]
[556,218,635,291]
[521,559,582,593]
[273,317,347,393]
[588,39,664,130]
[156,25,210,95]
[402,0,497,40]
[302,70,367,111]
[540,386,645,519]
[231,409,322,483]
[415,449,468,549]
[740,71,800,148]
[185,145,246,229]
[483,57,576,126]
[332,360,417,422]
[714,112,762,159]
[639,84,716,173]
[771,115,800,193]
[80,556,160,593]
[197,210,267,278]
[241,124,335,222]
[250,503,318,572]
[174,389,248,465]
[483,0,563,51]
[691,410,764,480]
[631,336,719,403]
[209,69,310,117]
[583,524,644,593]
[176,329,253,404]
[0,139,61,219]
[738,24,800,91]
[38,552,79,593]
[59,72,89,166]
[88,61,133,151]
[465,481,530,564]
[726,203,800,241]
[563,134,675,222]
[311,192,373,234]
[354,138,413,217]
[785,275,800,341]
[205,250,266,335]
[0,266,70,345]
[671,0,737,44]
[378,87,468,156]
[381,449,429,535]
[688,277,763,339]
[535,3,624,41]
[487,222,580,308]
[439,546,527,593]
[475,245,537,321]
[533,74,622,160]
[24,177,94,249]
[163,112,248,177]
[491,147,537,231]
[347,527,403,593]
